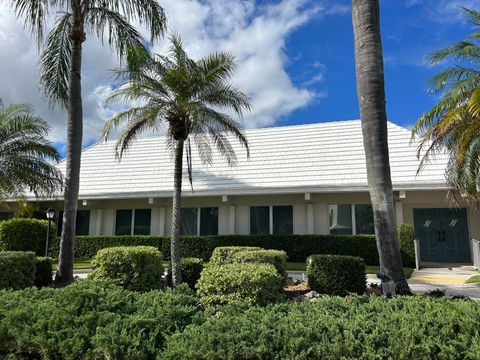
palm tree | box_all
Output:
[102,37,251,287]
[0,100,62,202]
[351,0,410,294]
[413,8,480,204]
[7,0,166,286]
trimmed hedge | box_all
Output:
[307,254,366,295]
[232,249,287,278]
[398,223,415,267]
[90,246,164,291]
[209,246,261,265]
[0,218,54,255]
[35,257,52,288]
[0,251,36,290]
[0,280,202,358]
[51,234,382,264]
[197,263,283,309]
[50,235,163,258]
[167,257,204,289]
[162,296,480,359]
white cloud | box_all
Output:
[0,0,343,143]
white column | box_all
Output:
[95,209,102,236]
[229,205,236,235]
[395,202,404,225]
[306,204,314,234]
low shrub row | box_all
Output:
[162,296,480,359]
[0,251,52,290]
[307,254,366,295]
[0,280,202,358]
[90,246,164,292]
[50,234,395,264]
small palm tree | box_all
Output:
[102,36,251,286]
[7,0,166,286]
[0,100,62,202]
[413,8,480,203]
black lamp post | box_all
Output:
[45,208,55,257]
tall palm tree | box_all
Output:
[0,100,62,202]
[7,0,166,286]
[102,37,251,287]
[413,8,480,204]
[352,0,410,294]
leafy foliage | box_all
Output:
[307,254,366,295]
[0,251,36,290]
[413,8,480,203]
[162,296,480,359]
[196,263,283,309]
[232,249,287,278]
[209,246,262,265]
[166,257,204,289]
[0,218,54,255]
[0,101,62,200]
[398,224,416,267]
[0,280,202,358]
[90,246,164,291]
[35,256,52,288]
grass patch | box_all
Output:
[465,275,480,284]
[286,262,413,278]
[51,258,92,270]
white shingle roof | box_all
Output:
[56,119,449,199]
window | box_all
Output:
[181,208,198,236]
[250,206,293,235]
[181,207,218,236]
[134,209,151,235]
[200,207,218,236]
[328,204,375,235]
[250,206,270,235]
[329,205,352,234]
[115,209,132,235]
[56,210,91,236]
[273,206,293,235]
[355,204,374,234]
[115,209,151,236]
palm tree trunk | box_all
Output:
[352,0,410,294]
[170,139,184,287]
[54,11,85,287]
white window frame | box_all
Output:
[114,208,152,236]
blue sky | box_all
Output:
[283,0,479,128]
[1,0,479,156]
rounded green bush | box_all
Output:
[209,246,262,265]
[307,254,366,295]
[0,218,54,255]
[232,249,287,278]
[197,263,283,309]
[0,251,36,290]
[34,257,52,288]
[90,246,164,291]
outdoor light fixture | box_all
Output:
[45,208,55,257]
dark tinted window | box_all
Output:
[115,209,132,235]
[181,208,198,236]
[250,206,269,235]
[200,207,218,236]
[329,205,352,234]
[355,204,375,234]
[133,209,151,235]
[57,210,91,236]
[273,206,293,235]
